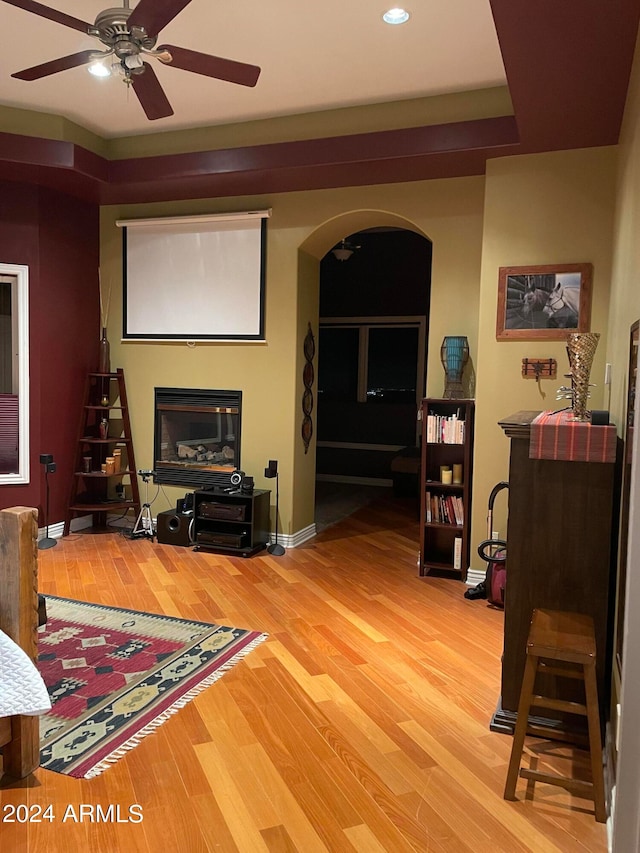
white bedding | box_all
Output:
[0,628,51,717]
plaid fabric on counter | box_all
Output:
[529,409,617,463]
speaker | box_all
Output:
[241,475,254,494]
[156,510,193,547]
[176,492,194,514]
[264,459,278,479]
[591,410,610,426]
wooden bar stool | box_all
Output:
[503,608,606,823]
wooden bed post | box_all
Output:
[0,506,40,778]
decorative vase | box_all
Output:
[566,332,600,421]
[440,336,469,399]
[98,327,110,374]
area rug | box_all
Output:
[37,595,267,779]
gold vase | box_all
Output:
[566,332,600,421]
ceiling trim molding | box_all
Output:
[0,1,637,205]
[0,116,520,204]
[489,0,640,152]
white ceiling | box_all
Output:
[0,0,506,138]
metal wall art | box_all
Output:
[302,323,315,453]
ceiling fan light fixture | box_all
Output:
[331,239,354,261]
[124,54,144,69]
[382,7,410,25]
[87,60,111,77]
[332,247,353,261]
[331,238,361,261]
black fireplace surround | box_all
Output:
[154,388,242,490]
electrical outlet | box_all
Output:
[605,363,612,385]
[492,530,500,540]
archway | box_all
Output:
[295,211,432,537]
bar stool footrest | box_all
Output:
[531,695,588,715]
[525,723,589,747]
[519,768,595,797]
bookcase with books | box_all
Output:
[419,398,475,580]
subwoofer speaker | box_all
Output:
[156,510,193,547]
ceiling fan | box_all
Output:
[1,0,261,120]
[331,238,361,261]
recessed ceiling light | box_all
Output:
[88,61,110,78]
[383,7,410,25]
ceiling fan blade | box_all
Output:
[12,51,97,81]
[128,0,193,36]
[132,63,174,120]
[158,45,260,87]
[0,0,91,33]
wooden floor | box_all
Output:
[1,495,607,852]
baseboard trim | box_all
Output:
[465,567,486,587]
[38,521,64,541]
[38,516,93,541]
[42,517,318,550]
[271,523,316,549]
[604,721,616,849]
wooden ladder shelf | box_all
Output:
[64,368,141,535]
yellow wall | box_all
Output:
[101,176,486,536]
[603,29,640,757]
[471,147,618,559]
[608,37,640,422]
[293,250,320,535]
[100,199,304,534]
[101,142,624,562]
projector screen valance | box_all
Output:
[117,211,269,341]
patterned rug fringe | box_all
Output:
[84,632,268,779]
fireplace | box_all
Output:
[154,388,242,490]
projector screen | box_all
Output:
[118,211,269,341]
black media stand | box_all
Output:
[193,488,271,557]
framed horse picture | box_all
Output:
[496,263,593,341]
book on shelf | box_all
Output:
[425,412,466,444]
[451,495,464,525]
[446,495,456,525]
[453,536,462,570]
[424,493,464,526]
[441,495,451,524]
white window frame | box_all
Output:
[0,263,29,485]
[318,315,426,405]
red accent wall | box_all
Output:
[0,181,99,526]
